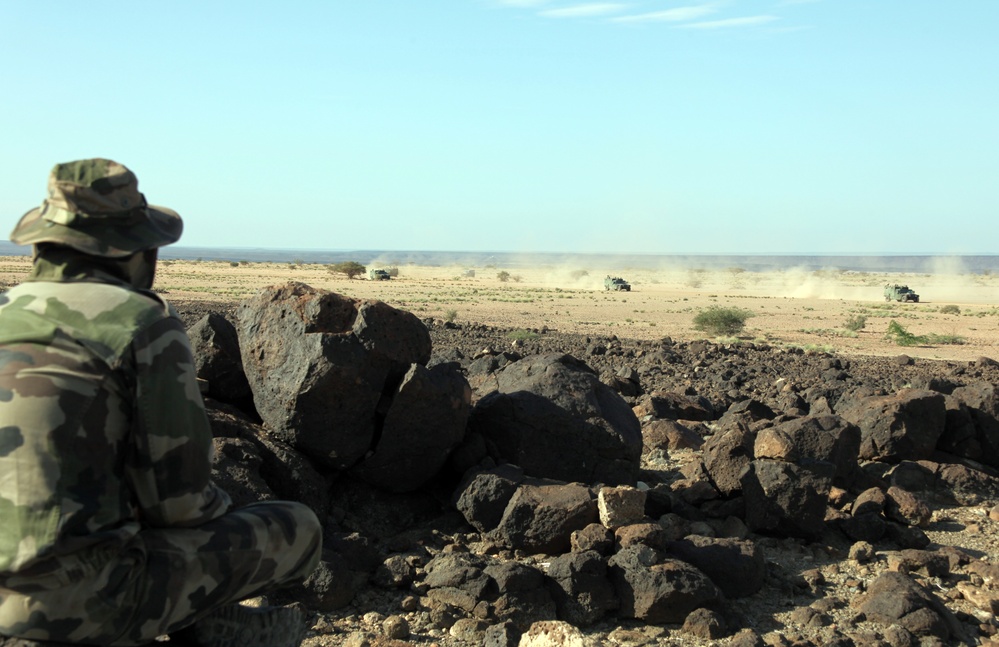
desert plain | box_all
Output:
[3,255,996,362]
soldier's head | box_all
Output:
[11,158,182,289]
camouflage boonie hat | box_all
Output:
[10,158,182,258]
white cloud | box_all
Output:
[540,3,628,18]
[680,15,779,28]
[611,4,719,24]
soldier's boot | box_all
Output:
[179,604,306,647]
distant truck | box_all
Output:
[368,268,391,281]
[604,276,631,291]
[884,283,919,302]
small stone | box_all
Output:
[383,615,410,639]
[849,541,876,563]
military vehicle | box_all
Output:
[368,268,391,281]
[884,283,919,302]
[604,276,631,291]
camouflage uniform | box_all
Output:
[0,160,321,646]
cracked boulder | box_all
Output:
[237,282,469,491]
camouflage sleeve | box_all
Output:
[125,315,231,527]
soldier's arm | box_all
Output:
[125,315,232,527]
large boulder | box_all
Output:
[835,389,946,463]
[949,381,999,467]
[753,415,862,489]
[349,362,471,492]
[492,480,598,555]
[853,571,967,643]
[608,545,722,624]
[741,459,834,539]
[454,464,526,533]
[188,312,253,408]
[663,536,766,599]
[545,550,619,626]
[468,354,642,486]
[701,420,755,497]
[237,283,469,491]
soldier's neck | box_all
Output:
[28,248,133,286]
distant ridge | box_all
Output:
[1,241,996,274]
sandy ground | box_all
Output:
[3,256,998,362]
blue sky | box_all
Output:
[1,1,996,255]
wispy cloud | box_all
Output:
[680,15,779,29]
[540,3,628,18]
[611,4,719,24]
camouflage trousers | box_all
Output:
[0,501,322,646]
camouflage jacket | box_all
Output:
[0,259,231,585]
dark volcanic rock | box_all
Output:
[492,480,598,555]
[836,388,946,463]
[545,550,619,626]
[608,545,722,624]
[741,458,834,539]
[468,353,642,486]
[188,312,253,408]
[238,282,431,468]
[237,283,469,493]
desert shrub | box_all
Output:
[885,320,965,346]
[497,271,511,282]
[229,261,239,267]
[511,274,523,283]
[926,332,965,345]
[885,320,925,346]
[444,309,458,323]
[328,261,366,279]
[693,307,754,336]
[507,329,540,341]
[939,304,961,315]
[843,315,867,332]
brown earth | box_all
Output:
[4,256,994,362]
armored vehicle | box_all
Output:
[884,283,919,302]
[369,268,391,281]
[604,276,631,291]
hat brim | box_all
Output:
[10,204,182,258]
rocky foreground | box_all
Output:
[171,288,999,647]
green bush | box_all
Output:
[885,320,925,346]
[939,304,961,315]
[843,315,867,332]
[692,306,754,336]
[885,320,965,346]
[507,329,540,341]
[497,271,511,282]
[328,261,366,279]
[444,309,458,323]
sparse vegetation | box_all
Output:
[328,261,367,279]
[497,271,511,282]
[939,304,961,315]
[843,315,867,332]
[444,309,458,323]
[693,306,754,336]
[506,329,540,341]
[885,320,965,346]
